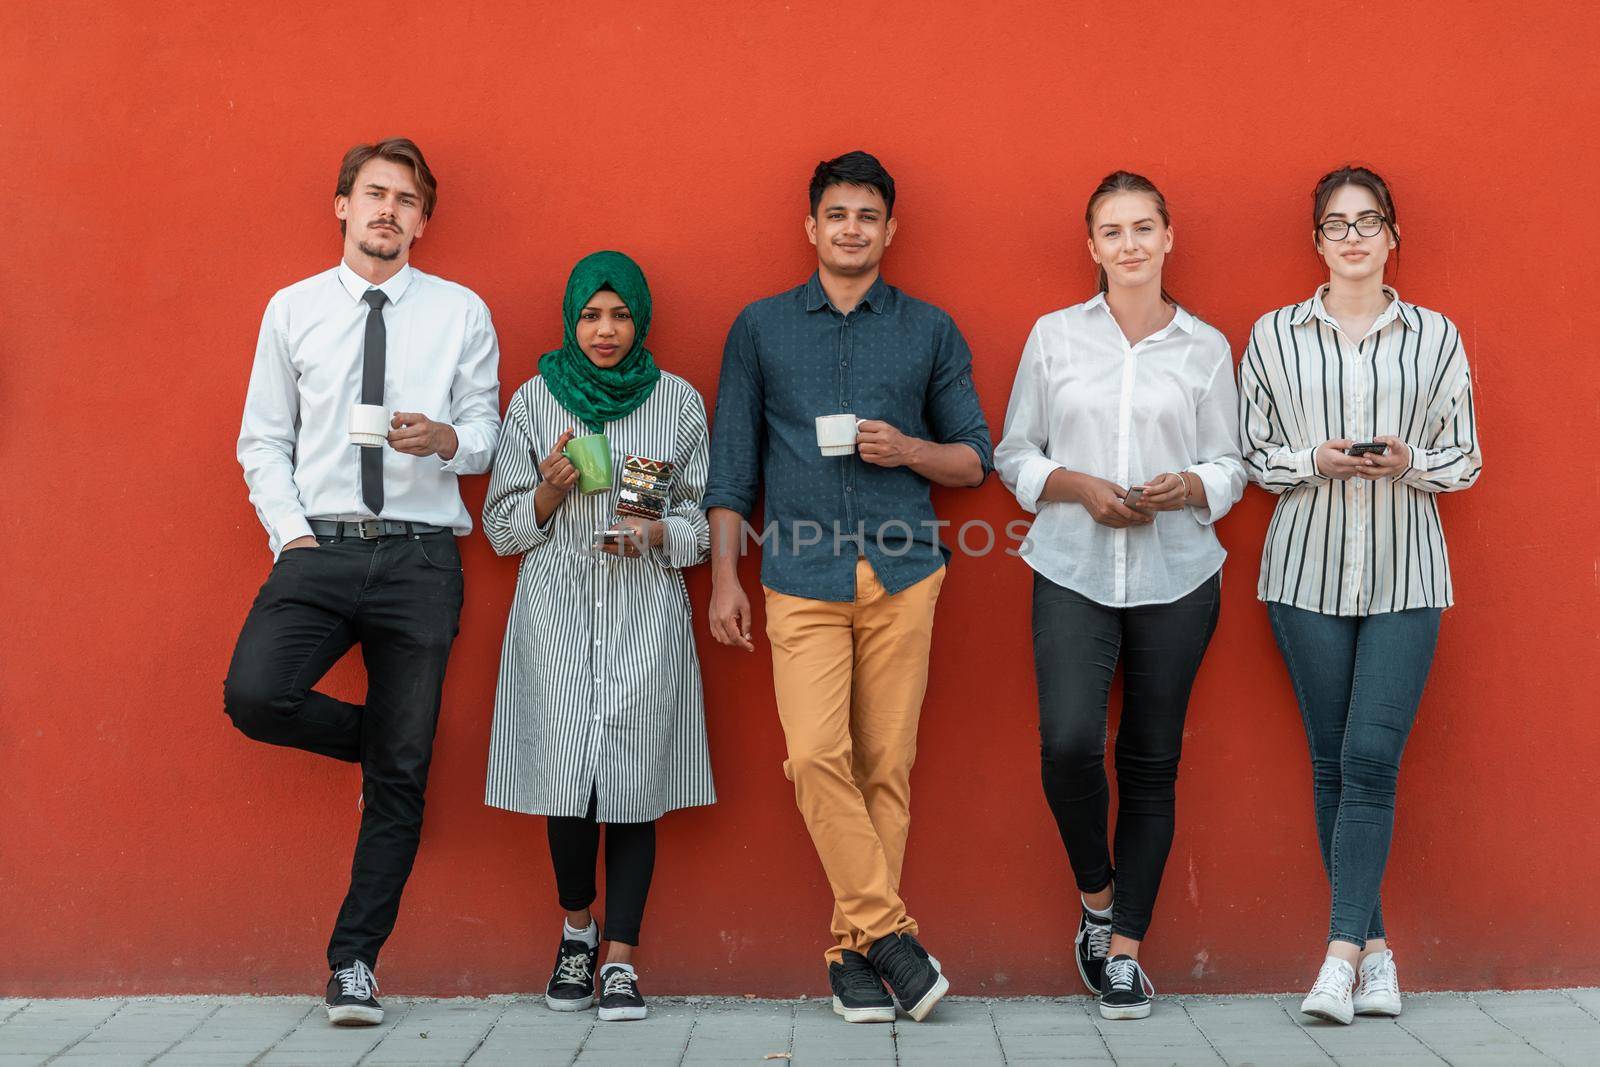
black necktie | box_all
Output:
[361,289,389,516]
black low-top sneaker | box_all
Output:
[1099,954,1154,1020]
[829,950,895,1023]
[325,960,382,1026]
[597,964,647,1022]
[1075,907,1113,994]
[545,938,599,1012]
[867,932,949,1022]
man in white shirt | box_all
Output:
[223,138,500,1025]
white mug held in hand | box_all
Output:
[815,413,862,457]
[349,404,389,448]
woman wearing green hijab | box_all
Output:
[482,251,714,1022]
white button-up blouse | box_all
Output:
[996,295,1247,607]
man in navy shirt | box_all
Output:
[703,151,991,1024]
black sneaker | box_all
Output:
[597,964,647,1022]
[325,960,382,1026]
[828,950,895,1023]
[1074,906,1113,994]
[544,938,599,1012]
[1099,954,1154,1020]
[867,933,949,1022]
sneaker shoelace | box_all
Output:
[335,960,378,1001]
[554,948,594,987]
[1079,918,1112,960]
[1359,952,1398,997]
[1104,958,1155,997]
[1310,959,1353,1000]
[601,968,638,1000]
[839,960,886,997]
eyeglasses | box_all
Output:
[1317,215,1388,241]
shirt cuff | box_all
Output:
[437,423,480,474]
[651,515,701,569]
[511,494,554,551]
[1184,464,1231,526]
[1395,440,1422,483]
[1014,456,1066,514]
[270,513,316,558]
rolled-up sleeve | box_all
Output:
[440,300,502,476]
[702,309,765,517]
[995,321,1064,514]
[481,388,554,557]
[925,313,993,475]
[1186,352,1247,525]
[653,387,712,570]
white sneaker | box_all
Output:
[1300,956,1356,1024]
[1353,949,1402,1017]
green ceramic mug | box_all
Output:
[564,433,614,495]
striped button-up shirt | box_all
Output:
[1238,286,1482,616]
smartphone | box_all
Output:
[1345,442,1389,457]
[592,526,628,547]
[1122,486,1146,508]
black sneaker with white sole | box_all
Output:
[545,938,599,1012]
[866,932,949,1022]
[597,964,647,1022]
[1074,907,1113,994]
[325,960,383,1026]
[829,950,895,1023]
[1099,954,1154,1020]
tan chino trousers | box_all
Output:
[764,557,945,965]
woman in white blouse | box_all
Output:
[996,171,1245,1021]
[1239,167,1480,1025]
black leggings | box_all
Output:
[547,791,657,946]
[1031,570,1220,941]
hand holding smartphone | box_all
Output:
[1122,485,1147,508]
[1344,442,1388,457]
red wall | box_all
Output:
[4,1,1598,996]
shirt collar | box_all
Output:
[803,270,894,315]
[1292,284,1418,332]
[337,260,414,306]
[1085,291,1196,336]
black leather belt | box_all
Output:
[309,519,451,541]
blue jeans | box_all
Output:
[1267,603,1440,947]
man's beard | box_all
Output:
[357,237,402,261]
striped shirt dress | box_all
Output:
[1238,287,1482,616]
[482,371,716,822]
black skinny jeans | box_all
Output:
[547,791,657,946]
[222,532,463,969]
[1031,570,1220,941]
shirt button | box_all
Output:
[845,485,854,493]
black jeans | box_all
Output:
[1267,602,1441,947]
[1031,570,1221,941]
[223,532,463,969]
[547,791,657,946]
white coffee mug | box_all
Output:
[815,413,861,457]
[349,404,389,448]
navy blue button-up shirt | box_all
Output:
[703,272,993,602]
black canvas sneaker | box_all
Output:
[325,960,382,1026]
[597,964,647,1022]
[545,937,599,1011]
[828,950,895,1023]
[1099,954,1154,1020]
[866,932,949,1022]
[1075,906,1113,994]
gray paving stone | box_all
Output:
[0,991,1594,1065]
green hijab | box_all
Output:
[538,250,660,435]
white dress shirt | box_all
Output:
[996,294,1246,607]
[1238,286,1481,615]
[238,262,501,555]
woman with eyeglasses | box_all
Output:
[996,171,1245,1021]
[1238,166,1481,1024]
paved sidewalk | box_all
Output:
[2,991,1598,1065]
